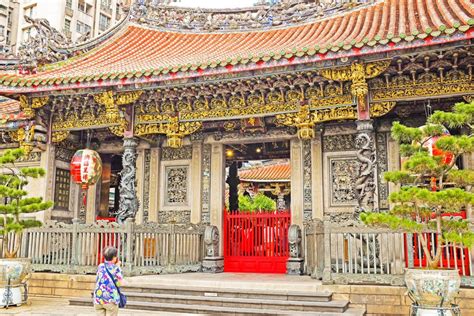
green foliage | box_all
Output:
[238,193,276,212]
[0,149,52,257]
[361,101,474,269]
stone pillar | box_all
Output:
[209,143,225,254]
[85,185,98,224]
[148,147,161,222]
[311,131,324,220]
[135,148,146,224]
[117,137,139,224]
[41,143,56,222]
[355,120,377,211]
[387,135,401,209]
[290,138,304,228]
[190,142,203,224]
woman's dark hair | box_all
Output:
[103,246,118,261]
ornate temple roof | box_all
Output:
[0,0,472,93]
[239,163,290,182]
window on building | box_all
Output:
[99,14,110,31]
[0,25,4,37]
[24,6,35,18]
[66,0,73,9]
[78,0,93,15]
[76,21,91,34]
[22,27,32,41]
[54,168,71,210]
[64,19,71,32]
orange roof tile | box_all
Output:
[239,163,290,182]
[0,97,20,114]
[0,0,472,92]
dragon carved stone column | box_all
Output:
[355,120,378,212]
[117,137,139,223]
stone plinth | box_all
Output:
[202,256,224,273]
[287,258,304,275]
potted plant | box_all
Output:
[0,148,53,307]
[360,100,474,312]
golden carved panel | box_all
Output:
[369,102,396,118]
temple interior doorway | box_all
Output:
[223,140,292,273]
[97,154,122,220]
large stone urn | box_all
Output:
[405,268,460,315]
[0,258,32,307]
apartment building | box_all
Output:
[1,0,124,54]
[0,0,19,54]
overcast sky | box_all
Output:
[173,0,258,8]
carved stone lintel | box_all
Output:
[117,137,139,223]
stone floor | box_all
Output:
[127,272,324,292]
[2,297,197,316]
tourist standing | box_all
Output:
[93,247,126,316]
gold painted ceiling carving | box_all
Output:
[135,72,354,124]
[369,48,474,101]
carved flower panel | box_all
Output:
[329,158,359,206]
[165,166,189,206]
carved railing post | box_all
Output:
[202,225,224,273]
[124,218,135,275]
[307,219,325,280]
[117,137,139,223]
[287,224,304,275]
[70,219,80,272]
[322,223,333,284]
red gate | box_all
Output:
[223,210,290,273]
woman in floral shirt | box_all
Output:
[94,247,124,316]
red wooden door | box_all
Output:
[223,210,290,273]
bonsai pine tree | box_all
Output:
[0,148,53,258]
[361,100,474,269]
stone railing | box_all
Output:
[305,221,474,288]
[3,220,206,276]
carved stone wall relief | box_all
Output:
[329,158,359,207]
[161,145,192,161]
[142,149,151,222]
[165,166,189,206]
[375,133,389,210]
[323,134,356,152]
[201,144,211,224]
[158,210,191,224]
[302,140,312,222]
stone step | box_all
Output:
[70,298,365,315]
[122,284,333,302]
[121,292,346,312]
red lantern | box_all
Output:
[70,149,103,190]
[419,125,454,165]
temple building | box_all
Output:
[0,0,472,274]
